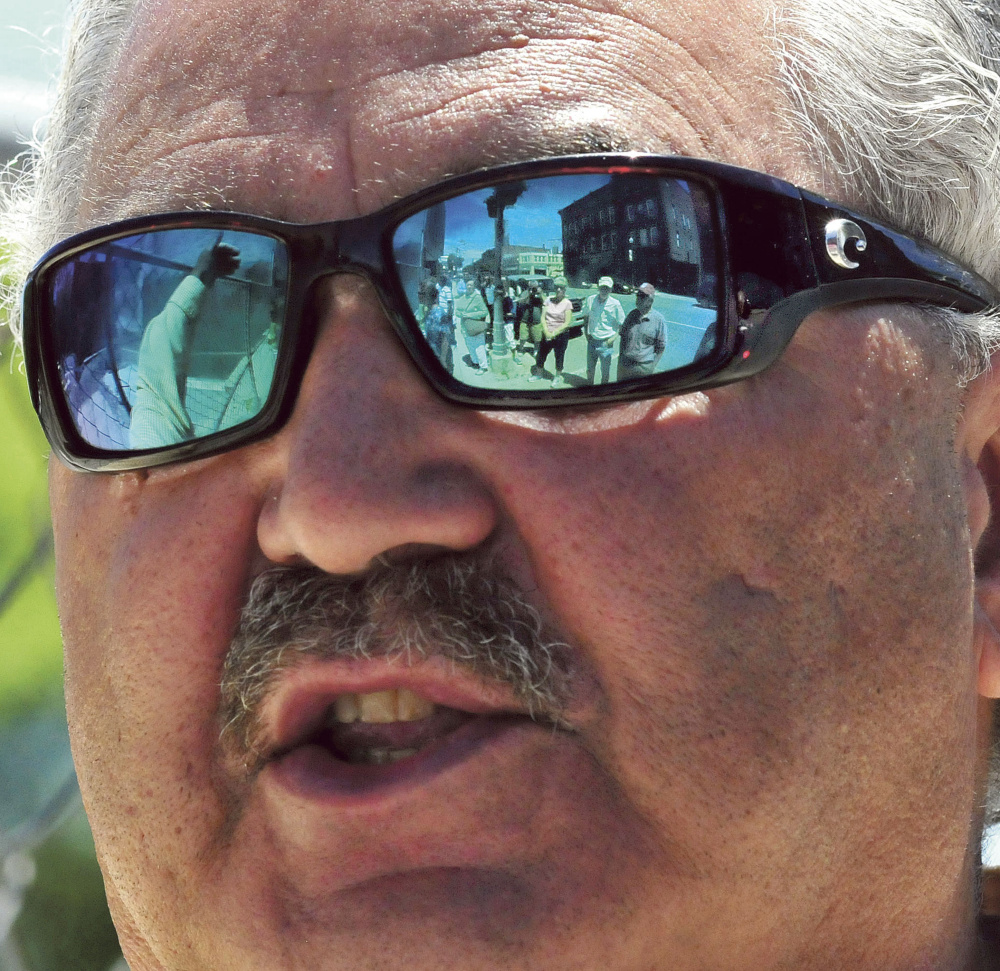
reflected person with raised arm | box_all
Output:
[129,239,240,448]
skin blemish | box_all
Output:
[867,317,917,373]
[653,391,711,422]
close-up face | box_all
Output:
[43,0,1000,969]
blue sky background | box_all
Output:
[396,174,612,262]
[0,0,66,80]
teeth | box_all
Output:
[358,690,397,724]
[396,688,435,721]
[388,748,418,762]
[333,694,360,724]
[329,689,436,724]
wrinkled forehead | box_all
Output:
[85,0,802,226]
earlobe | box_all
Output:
[962,372,1000,697]
[976,600,1000,699]
[968,448,1000,696]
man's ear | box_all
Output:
[960,366,1000,698]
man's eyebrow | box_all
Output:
[495,123,674,165]
[430,127,684,193]
[519,99,692,159]
[83,182,245,228]
[536,132,648,156]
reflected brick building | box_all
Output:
[559,176,713,299]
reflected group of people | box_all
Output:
[417,273,668,387]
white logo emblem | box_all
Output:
[825,218,867,270]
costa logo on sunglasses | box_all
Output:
[825,218,869,270]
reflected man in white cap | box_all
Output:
[583,275,625,384]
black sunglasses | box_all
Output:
[22,153,998,472]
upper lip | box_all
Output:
[257,655,539,760]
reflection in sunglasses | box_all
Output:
[394,172,720,392]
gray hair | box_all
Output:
[777,0,1000,379]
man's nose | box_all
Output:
[256,275,499,574]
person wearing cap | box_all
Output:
[583,276,626,384]
[617,282,668,380]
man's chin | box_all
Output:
[172,719,662,971]
[248,866,555,967]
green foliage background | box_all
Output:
[0,324,122,970]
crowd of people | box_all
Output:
[419,273,667,385]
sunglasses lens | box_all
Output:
[44,228,289,452]
[392,172,720,392]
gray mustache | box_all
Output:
[219,558,572,767]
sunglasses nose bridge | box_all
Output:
[296,217,396,305]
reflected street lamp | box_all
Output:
[484,181,526,376]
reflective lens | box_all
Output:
[392,173,720,389]
[46,228,288,450]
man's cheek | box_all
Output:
[51,463,126,726]
[54,463,260,839]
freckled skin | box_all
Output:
[50,1,1000,970]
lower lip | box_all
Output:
[266,715,536,807]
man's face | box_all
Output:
[52,0,998,969]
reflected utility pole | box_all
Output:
[485,181,526,376]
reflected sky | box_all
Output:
[399,174,613,260]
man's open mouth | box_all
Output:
[257,668,553,797]
[303,688,480,766]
